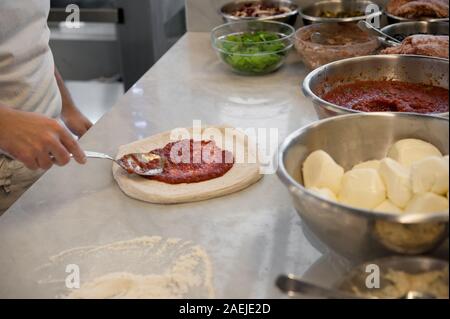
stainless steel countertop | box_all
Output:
[0,33,352,298]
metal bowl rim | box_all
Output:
[299,0,383,23]
[385,11,450,22]
[334,256,449,290]
[381,21,450,34]
[302,54,450,118]
[277,112,450,224]
[219,0,299,21]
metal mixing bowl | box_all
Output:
[385,11,449,25]
[220,0,299,26]
[337,256,449,298]
[302,55,449,119]
[381,21,449,42]
[277,113,449,260]
[299,0,382,25]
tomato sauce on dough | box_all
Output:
[127,139,234,184]
[323,81,449,114]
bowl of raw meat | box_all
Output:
[385,0,449,23]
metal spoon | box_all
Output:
[83,151,164,176]
[357,20,401,47]
[276,274,363,299]
[276,274,436,299]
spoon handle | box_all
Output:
[357,20,401,45]
[276,275,362,299]
[84,151,115,161]
[53,151,114,162]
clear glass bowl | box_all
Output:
[295,23,380,70]
[211,21,295,75]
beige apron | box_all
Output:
[0,155,43,215]
[0,0,60,214]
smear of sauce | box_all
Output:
[119,139,234,184]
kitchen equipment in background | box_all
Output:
[220,0,299,26]
[185,0,391,32]
[49,0,187,90]
[299,0,382,25]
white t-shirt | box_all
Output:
[0,0,61,118]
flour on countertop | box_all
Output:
[36,236,214,299]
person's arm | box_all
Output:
[55,68,93,138]
[0,104,86,170]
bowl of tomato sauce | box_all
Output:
[302,55,449,119]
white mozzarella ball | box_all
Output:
[352,160,381,171]
[410,156,449,196]
[302,150,344,194]
[338,168,386,210]
[375,200,403,214]
[388,139,442,168]
[405,193,449,213]
[379,158,413,209]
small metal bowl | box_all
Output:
[337,257,449,299]
[299,0,382,25]
[385,11,449,25]
[302,55,449,119]
[220,0,299,26]
[277,113,449,260]
[381,21,450,42]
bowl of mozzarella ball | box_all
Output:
[278,113,449,259]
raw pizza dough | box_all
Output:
[112,126,262,204]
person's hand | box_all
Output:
[61,107,93,138]
[0,106,86,170]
